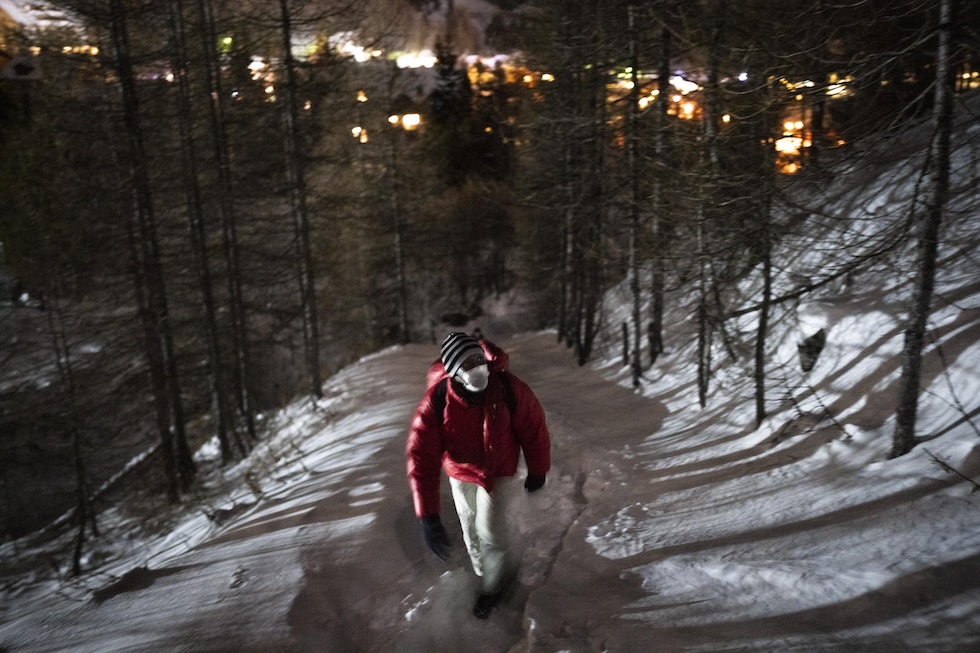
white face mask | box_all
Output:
[457,364,490,392]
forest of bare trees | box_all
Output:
[0,0,977,571]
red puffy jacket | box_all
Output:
[406,362,551,518]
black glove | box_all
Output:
[524,473,546,493]
[419,515,450,560]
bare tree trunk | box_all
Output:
[195,0,255,448]
[649,15,670,367]
[627,2,643,388]
[110,0,193,497]
[559,163,574,346]
[696,198,709,408]
[387,64,410,344]
[556,10,576,347]
[44,294,97,575]
[167,0,235,462]
[754,211,772,427]
[892,0,958,457]
[574,0,605,367]
[754,73,777,428]
[696,0,725,408]
[278,0,323,399]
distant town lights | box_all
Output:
[669,75,699,94]
[388,114,421,130]
[775,136,803,154]
[396,51,437,69]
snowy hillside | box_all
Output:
[1,100,979,652]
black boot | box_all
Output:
[473,592,500,619]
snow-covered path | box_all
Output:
[3,325,979,652]
[0,332,668,652]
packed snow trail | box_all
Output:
[0,331,666,652]
[287,331,669,652]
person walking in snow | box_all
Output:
[406,332,551,618]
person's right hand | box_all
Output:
[419,515,451,560]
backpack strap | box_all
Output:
[431,377,448,418]
[499,371,517,415]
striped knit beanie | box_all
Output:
[440,332,483,378]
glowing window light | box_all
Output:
[357,90,367,102]
[827,84,847,96]
[402,114,421,130]
[523,75,533,83]
[541,73,555,82]
[681,102,695,118]
[670,75,699,94]
[352,126,363,137]
[639,96,652,110]
[775,136,802,154]
[388,115,400,125]
[304,100,312,111]
[672,94,682,103]
[738,72,748,82]
[794,120,804,130]
[265,85,275,94]
[722,114,731,123]
[396,51,438,69]
[783,121,796,132]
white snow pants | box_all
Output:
[450,475,524,594]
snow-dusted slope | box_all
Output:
[2,97,979,653]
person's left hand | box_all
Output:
[419,515,451,560]
[524,474,546,492]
